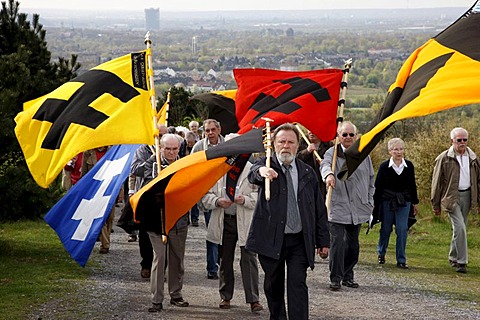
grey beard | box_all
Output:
[277,152,295,164]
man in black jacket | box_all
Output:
[246,123,330,320]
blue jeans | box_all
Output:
[204,210,219,275]
[377,200,410,264]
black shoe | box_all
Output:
[456,264,467,273]
[191,220,199,227]
[207,273,219,280]
[449,259,458,268]
[329,282,341,291]
[378,255,385,264]
[397,262,409,269]
[342,279,359,288]
[148,303,163,312]
[170,297,189,307]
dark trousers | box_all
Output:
[139,228,153,269]
[259,232,309,320]
[190,204,199,222]
[329,222,361,283]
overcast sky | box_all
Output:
[19,0,476,12]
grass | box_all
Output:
[1,205,480,318]
[0,220,90,319]
[359,202,480,307]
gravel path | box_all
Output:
[31,206,480,320]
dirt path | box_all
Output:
[31,206,480,320]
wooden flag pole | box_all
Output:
[295,124,322,164]
[145,32,168,244]
[325,59,352,217]
[262,117,274,201]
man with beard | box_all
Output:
[321,121,375,291]
[246,123,330,320]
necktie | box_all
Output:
[283,164,301,233]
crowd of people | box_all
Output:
[62,119,479,320]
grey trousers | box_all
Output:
[167,226,188,299]
[219,215,260,303]
[448,191,470,264]
[148,231,166,304]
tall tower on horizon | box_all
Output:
[144,8,160,31]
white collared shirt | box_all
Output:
[456,153,471,191]
[388,157,407,175]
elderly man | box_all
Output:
[142,133,190,312]
[189,120,201,141]
[246,123,329,320]
[321,121,375,291]
[431,127,480,274]
[192,119,225,280]
[200,134,263,313]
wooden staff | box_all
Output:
[325,59,353,216]
[145,32,168,244]
[295,124,322,164]
[262,117,274,201]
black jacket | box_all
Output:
[245,154,329,269]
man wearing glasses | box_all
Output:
[431,127,480,274]
[321,121,375,291]
[192,119,225,280]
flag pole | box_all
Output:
[295,124,322,164]
[262,117,274,201]
[325,59,352,216]
[145,32,168,244]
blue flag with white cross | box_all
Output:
[44,144,140,267]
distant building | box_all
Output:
[144,8,160,31]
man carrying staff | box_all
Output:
[246,123,329,320]
[321,121,374,291]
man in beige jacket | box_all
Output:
[431,127,480,273]
[200,135,263,313]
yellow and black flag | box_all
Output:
[340,2,480,180]
[130,128,264,235]
[15,50,155,188]
[190,89,239,135]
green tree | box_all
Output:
[0,0,80,220]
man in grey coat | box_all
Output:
[321,121,375,291]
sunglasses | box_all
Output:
[456,138,468,142]
[341,133,355,137]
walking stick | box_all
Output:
[325,59,352,216]
[262,117,274,201]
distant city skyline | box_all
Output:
[19,0,476,12]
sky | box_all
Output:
[18,0,476,12]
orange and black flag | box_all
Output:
[234,68,343,142]
[190,89,239,135]
[340,2,480,180]
[15,50,155,188]
[130,128,264,235]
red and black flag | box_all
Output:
[190,90,239,135]
[339,2,480,180]
[130,128,264,234]
[234,68,343,142]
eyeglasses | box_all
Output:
[456,138,468,143]
[341,133,355,137]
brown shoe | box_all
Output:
[250,301,263,312]
[219,299,230,309]
[99,247,109,254]
[141,268,151,279]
